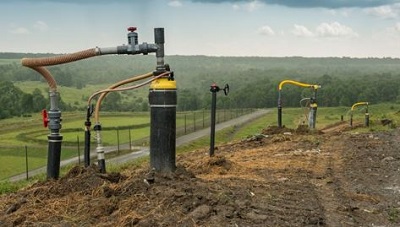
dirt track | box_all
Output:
[1,124,400,226]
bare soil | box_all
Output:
[1,124,400,226]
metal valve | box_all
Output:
[42,109,49,128]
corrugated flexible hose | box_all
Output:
[21,48,98,91]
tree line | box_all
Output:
[1,54,400,119]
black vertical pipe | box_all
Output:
[84,107,91,167]
[278,91,282,128]
[209,84,220,157]
[210,91,217,157]
[84,129,90,167]
[149,89,177,172]
[46,91,62,180]
[149,27,177,172]
[47,134,62,179]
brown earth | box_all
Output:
[1,123,400,226]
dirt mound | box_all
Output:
[262,125,322,135]
[1,129,400,226]
[262,125,293,134]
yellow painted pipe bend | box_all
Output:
[351,102,369,111]
[278,79,320,91]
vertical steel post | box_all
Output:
[84,105,92,167]
[209,84,219,157]
[84,128,90,167]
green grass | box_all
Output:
[176,127,236,154]
[0,146,81,180]
[13,81,150,109]
[0,109,246,180]
[2,104,399,187]
[0,59,18,65]
[232,113,275,140]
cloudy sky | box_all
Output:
[1,0,400,57]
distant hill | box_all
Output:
[1,53,400,116]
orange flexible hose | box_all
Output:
[21,48,98,91]
[30,66,58,91]
[92,72,154,122]
[92,72,171,123]
[21,48,98,67]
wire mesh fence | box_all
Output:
[0,108,254,180]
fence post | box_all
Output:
[193,111,196,131]
[129,129,132,151]
[77,135,81,165]
[184,114,187,134]
[117,127,120,155]
[25,145,28,180]
[203,109,205,128]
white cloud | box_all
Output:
[10,27,30,34]
[291,22,357,38]
[33,21,48,31]
[292,24,314,37]
[325,8,352,17]
[316,22,358,37]
[246,0,263,12]
[168,0,183,7]
[365,3,400,19]
[396,22,400,31]
[258,25,275,35]
[232,0,263,12]
[232,4,240,10]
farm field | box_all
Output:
[0,109,250,180]
[0,104,400,226]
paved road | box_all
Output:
[8,109,270,182]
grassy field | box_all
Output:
[1,103,399,180]
[0,109,247,179]
[0,59,18,65]
[0,103,399,192]
[13,81,149,110]
[178,103,400,155]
